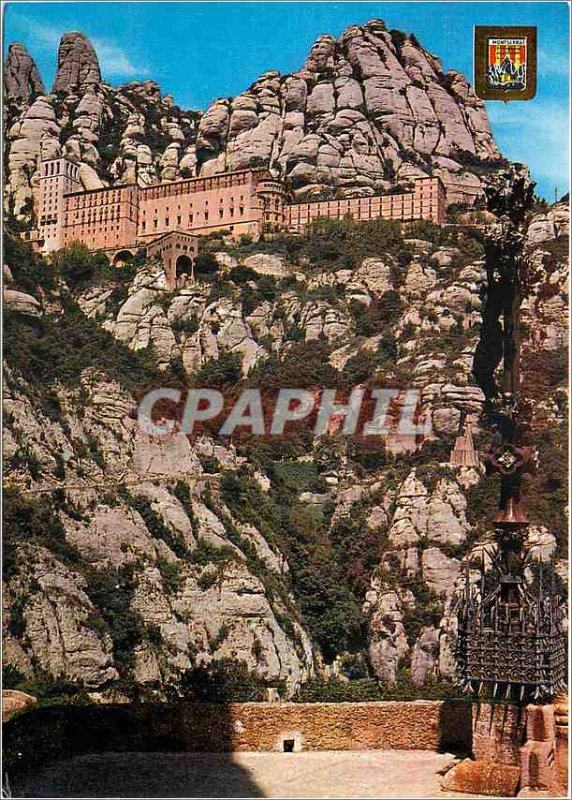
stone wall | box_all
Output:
[472,703,527,765]
[4,700,472,775]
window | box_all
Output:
[177,216,181,226]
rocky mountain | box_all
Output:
[3,33,200,220]
[4,19,503,223]
[3,42,45,106]
[2,16,566,703]
[3,197,568,698]
[193,20,502,203]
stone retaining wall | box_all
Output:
[3,700,472,775]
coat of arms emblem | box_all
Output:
[474,26,537,101]
[487,37,527,91]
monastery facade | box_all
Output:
[33,156,446,286]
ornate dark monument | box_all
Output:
[456,165,567,704]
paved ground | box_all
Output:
[13,750,469,798]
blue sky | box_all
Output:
[4,2,569,199]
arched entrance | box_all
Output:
[113,249,135,267]
[175,254,193,284]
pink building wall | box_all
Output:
[35,158,448,258]
[286,177,446,232]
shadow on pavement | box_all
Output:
[3,703,265,798]
[12,752,265,798]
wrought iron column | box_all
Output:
[456,165,567,703]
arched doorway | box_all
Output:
[175,254,193,285]
[113,249,135,267]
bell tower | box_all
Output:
[38,157,81,252]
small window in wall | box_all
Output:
[283,739,295,753]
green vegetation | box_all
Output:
[83,563,144,672]
[3,302,166,396]
[189,350,242,389]
[54,242,110,289]
[249,339,339,389]
[330,501,387,601]
[157,558,186,594]
[2,487,80,580]
[293,674,463,702]
[401,575,442,645]
[302,217,413,272]
[166,658,282,702]
[1,668,93,707]
[220,469,363,659]
[194,251,220,277]
[190,538,240,567]
[129,494,190,558]
[3,228,57,297]
[171,315,200,338]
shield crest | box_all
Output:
[475,27,537,101]
[487,38,527,91]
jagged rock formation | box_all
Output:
[2,16,566,700]
[2,362,314,697]
[3,43,45,105]
[4,197,566,696]
[192,19,502,202]
[52,32,102,93]
[4,19,503,221]
[3,33,200,219]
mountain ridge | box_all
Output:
[4,18,503,223]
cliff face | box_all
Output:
[3,200,568,697]
[3,43,45,106]
[3,32,200,219]
[193,20,501,203]
[4,19,502,222]
[2,17,565,702]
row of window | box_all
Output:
[141,195,246,216]
[151,242,195,253]
[289,203,439,219]
[66,190,131,208]
[140,205,252,232]
[288,209,439,227]
[288,195,440,212]
[42,160,79,179]
[141,173,252,200]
